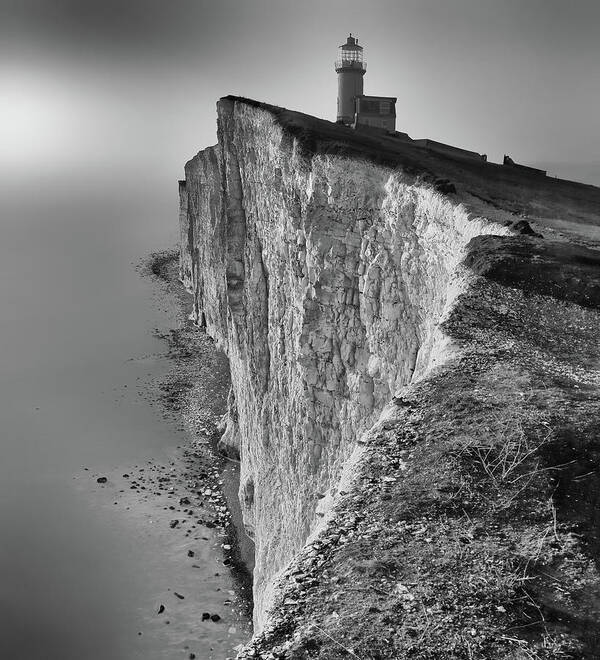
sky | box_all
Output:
[2,0,600,188]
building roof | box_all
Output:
[356,95,397,103]
[340,34,362,50]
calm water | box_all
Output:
[0,176,247,659]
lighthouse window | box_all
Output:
[341,50,362,62]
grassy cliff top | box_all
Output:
[221,96,600,246]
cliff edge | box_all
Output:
[179,97,600,658]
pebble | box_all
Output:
[97,476,108,484]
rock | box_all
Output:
[169,519,179,528]
[210,613,221,622]
[512,219,543,237]
[434,178,457,194]
[174,592,185,600]
[157,604,165,614]
[96,477,108,484]
[187,550,195,557]
[202,612,211,621]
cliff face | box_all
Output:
[180,98,600,658]
[180,98,512,624]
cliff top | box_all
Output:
[221,96,600,247]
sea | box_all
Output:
[0,174,250,660]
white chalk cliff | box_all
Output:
[180,97,596,657]
[179,97,513,625]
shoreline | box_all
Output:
[146,250,255,621]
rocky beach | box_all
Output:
[77,251,254,659]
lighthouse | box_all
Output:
[335,34,366,125]
[335,34,397,133]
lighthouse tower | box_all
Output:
[335,34,366,125]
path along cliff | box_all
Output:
[179,97,600,659]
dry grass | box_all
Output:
[256,360,595,659]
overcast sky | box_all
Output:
[2,0,599,186]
